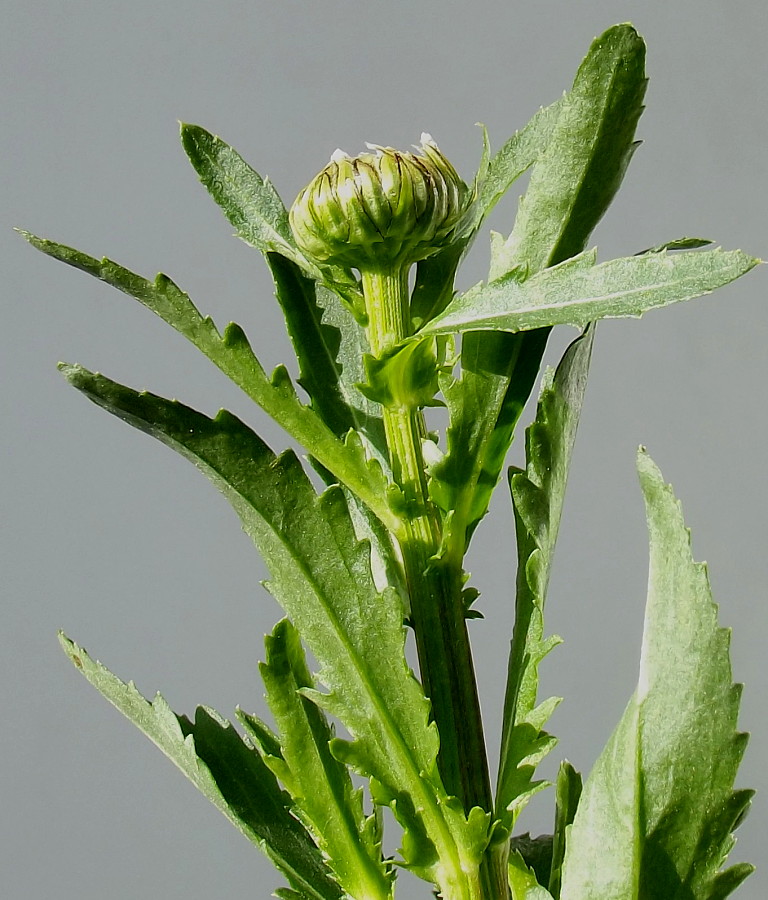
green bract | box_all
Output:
[289,135,472,270]
[26,22,759,900]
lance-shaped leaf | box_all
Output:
[508,851,556,900]
[21,232,401,535]
[496,326,594,829]
[409,96,566,332]
[180,123,362,311]
[559,451,754,900]
[548,762,582,899]
[180,125,387,460]
[491,25,647,280]
[428,24,647,563]
[475,97,565,226]
[423,247,760,336]
[265,252,357,439]
[58,634,342,900]
[259,618,393,900]
[60,364,489,898]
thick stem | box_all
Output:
[360,266,492,818]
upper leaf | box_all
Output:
[21,232,401,535]
[180,123,362,311]
[559,451,753,900]
[423,248,760,335]
[59,364,489,898]
[490,24,647,279]
[427,23,648,565]
[496,326,594,829]
[58,634,342,900]
[475,97,565,226]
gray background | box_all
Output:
[3,2,767,897]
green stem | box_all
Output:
[360,265,493,818]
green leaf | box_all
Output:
[496,326,594,828]
[265,252,356,439]
[510,833,555,890]
[429,328,548,564]
[637,237,713,254]
[21,231,401,535]
[259,618,393,900]
[235,708,284,761]
[60,364,489,898]
[559,451,754,900]
[180,123,294,254]
[508,851,556,900]
[428,24,647,563]
[423,247,760,335]
[410,94,566,335]
[180,123,362,312]
[58,634,342,900]
[548,762,582,899]
[491,24,647,280]
[475,96,565,223]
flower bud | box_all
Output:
[289,135,472,270]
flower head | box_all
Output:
[290,135,472,270]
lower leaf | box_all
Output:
[58,634,342,900]
[559,451,753,899]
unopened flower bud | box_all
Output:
[289,135,472,270]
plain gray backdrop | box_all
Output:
[4,2,767,897]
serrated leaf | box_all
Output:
[58,634,342,900]
[180,123,362,311]
[475,96,565,223]
[429,25,647,564]
[430,328,549,564]
[548,762,582,899]
[235,708,284,761]
[180,123,294,253]
[423,248,760,336]
[496,327,594,829]
[408,97,565,333]
[491,25,647,280]
[21,232,400,535]
[637,237,713,255]
[260,618,393,900]
[510,833,555,890]
[559,451,753,899]
[265,252,357,439]
[508,851,556,900]
[59,365,488,898]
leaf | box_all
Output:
[508,851,556,900]
[491,24,647,280]
[429,24,647,562]
[21,231,400,535]
[259,618,393,900]
[180,122,295,255]
[59,364,489,898]
[265,252,357,439]
[637,237,713,255]
[409,97,565,332]
[430,328,548,564]
[423,247,760,335]
[475,96,565,223]
[510,833,555,890]
[180,123,362,311]
[496,326,594,829]
[559,451,754,900]
[548,762,582,899]
[58,634,342,900]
